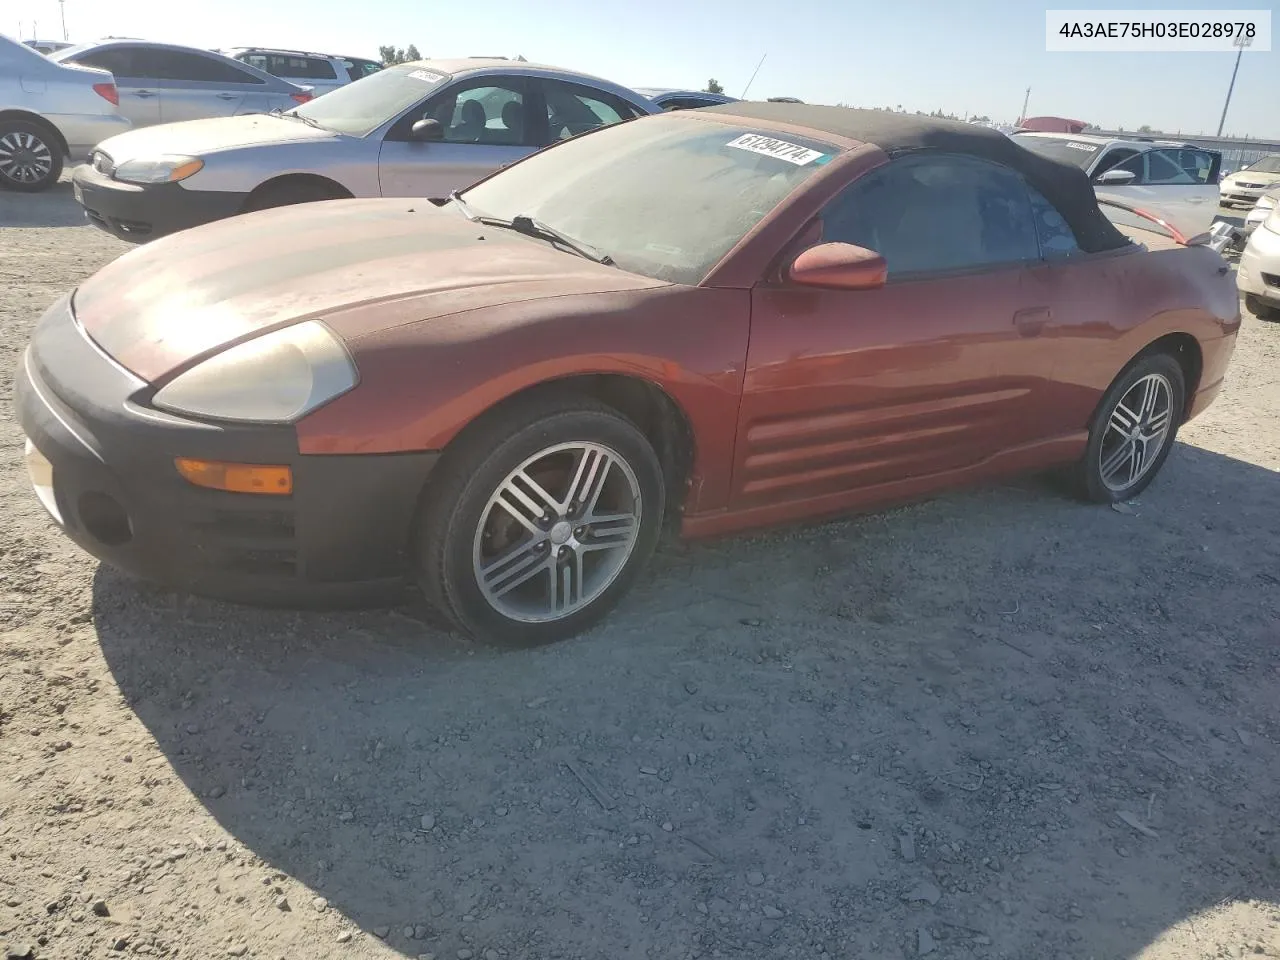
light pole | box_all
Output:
[1216,34,1252,137]
[1019,87,1031,125]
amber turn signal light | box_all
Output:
[174,458,293,495]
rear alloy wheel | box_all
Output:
[0,121,64,192]
[418,398,665,645]
[1073,353,1185,503]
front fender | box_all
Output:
[296,286,751,514]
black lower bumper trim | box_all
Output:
[15,295,440,608]
[73,163,248,244]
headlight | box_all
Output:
[152,320,357,423]
[112,155,204,184]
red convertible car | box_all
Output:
[15,103,1240,645]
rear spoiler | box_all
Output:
[1095,196,1233,252]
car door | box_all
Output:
[377,75,536,198]
[1094,147,1219,237]
[150,50,269,123]
[63,47,161,127]
[733,153,1053,510]
[536,78,643,144]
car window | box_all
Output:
[63,47,136,76]
[1145,149,1198,185]
[264,54,336,80]
[137,49,266,85]
[1106,152,1146,184]
[294,62,451,137]
[541,79,636,142]
[1244,156,1280,174]
[345,59,382,82]
[424,80,528,145]
[1026,184,1081,259]
[818,153,1040,277]
[1094,147,1139,175]
[461,115,838,285]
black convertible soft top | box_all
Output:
[703,102,1132,254]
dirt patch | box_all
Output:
[1,190,1278,960]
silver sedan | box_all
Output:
[71,58,659,242]
[1,33,130,191]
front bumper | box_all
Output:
[1237,224,1280,304]
[71,163,247,243]
[1221,184,1270,205]
[13,294,438,607]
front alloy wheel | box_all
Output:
[419,396,665,645]
[474,442,642,622]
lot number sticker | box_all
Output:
[727,134,826,166]
[1064,141,1099,152]
[408,69,448,83]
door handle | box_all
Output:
[1013,307,1051,338]
[133,89,156,98]
[216,93,238,100]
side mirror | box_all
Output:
[788,242,887,291]
[410,118,444,142]
[1095,168,1136,185]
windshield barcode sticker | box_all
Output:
[1065,141,1099,152]
[407,69,447,83]
[726,134,826,166]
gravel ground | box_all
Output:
[1,187,1278,960]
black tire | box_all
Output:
[1245,294,1280,322]
[1070,351,1186,503]
[243,179,344,212]
[417,395,666,646]
[0,120,64,192]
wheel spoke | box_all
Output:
[1110,401,1140,435]
[1100,440,1134,482]
[512,469,560,517]
[1144,408,1171,439]
[481,538,550,597]
[564,447,612,515]
[580,513,637,552]
[492,485,544,534]
[1127,439,1146,484]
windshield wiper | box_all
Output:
[508,215,614,265]
[448,193,613,266]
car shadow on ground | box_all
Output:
[90,442,1280,958]
[0,181,89,229]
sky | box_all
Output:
[11,0,1280,139]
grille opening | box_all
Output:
[78,491,132,546]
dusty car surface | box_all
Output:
[15,104,1241,645]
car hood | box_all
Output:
[72,198,667,383]
[1227,170,1280,185]
[94,113,335,160]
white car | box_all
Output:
[1220,155,1280,208]
[223,47,383,96]
[1012,131,1221,239]
[1238,202,1280,321]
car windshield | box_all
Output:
[460,114,839,284]
[1244,156,1280,174]
[1011,134,1103,171]
[288,62,451,137]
